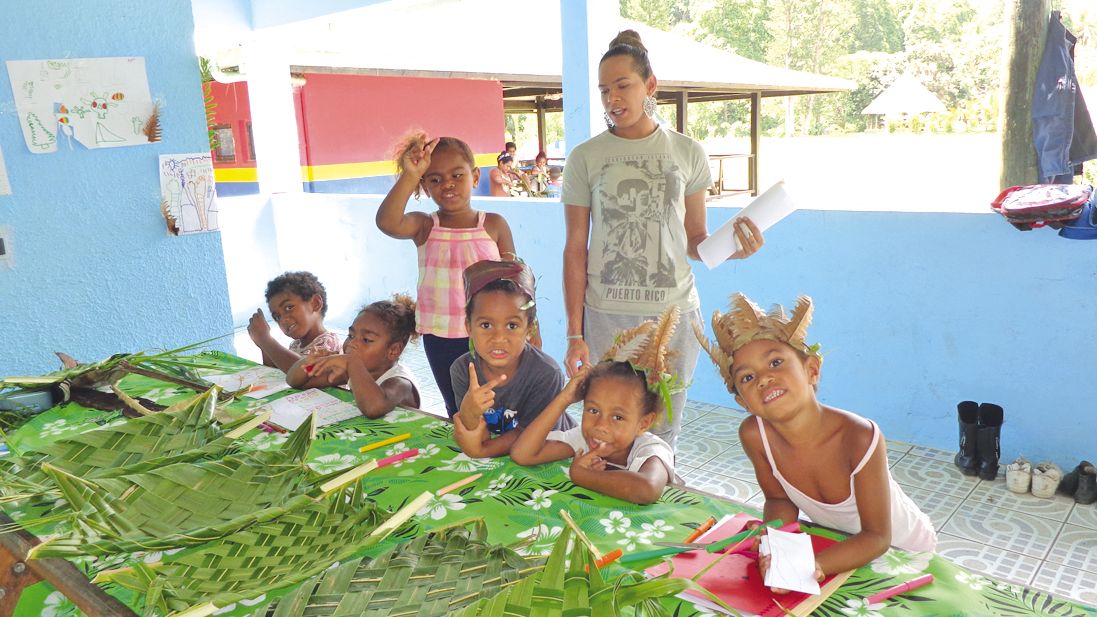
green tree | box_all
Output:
[849,0,904,53]
[619,0,695,30]
[696,0,772,62]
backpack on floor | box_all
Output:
[991,184,1093,230]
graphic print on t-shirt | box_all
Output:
[596,154,684,305]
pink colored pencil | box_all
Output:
[376,448,418,468]
[865,574,934,603]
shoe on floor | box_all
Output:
[1058,460,1095,496]
[1031,461,1062,499]
[1005,456,1031,494]
[1075,464,1097,505]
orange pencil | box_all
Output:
[683,516,717,544]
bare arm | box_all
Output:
[346,356,416,418]
[569,455,669,505]
[562,205,591,376]
[452,416,525,458]
[376,138,436,244]
[484,212,516,259]
[511,371,586,465]
[814,434,893,575]
[285,353,347,389]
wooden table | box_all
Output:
[708,153,756,196]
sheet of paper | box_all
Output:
[6,57,155,153]
[159,153,219,234]
[262,389,360,430]
[0,145,11,195]
[698,180,797,269]
[761,529,821,595]
[204,365,292,399]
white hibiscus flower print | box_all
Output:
[599,511,631,534]
[136,547,184,564]
[839,598,885,617]
[870,550,931,576]
[438,453,502,473]
[309,454,359,474]
[955,570,987,591]
[332,428,364,441]
[417,443,440,458]
[213,594,266,616]
[385,408,424,423]
[383,442,413,466]
[42,591,75,617]
[640,519,673,539]
[475,473,513,498]
[249,431,288,450]
[515,524,563,556]
[416,493,466,520]
[523,488,558,510]
[616,530,653,552]
[39,420,70,438]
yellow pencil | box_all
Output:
[358,432,411,453]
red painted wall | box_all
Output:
[296,73,503,166]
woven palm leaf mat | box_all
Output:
[3,351,1095,617]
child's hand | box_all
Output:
[456,362,507,429]
[402,137,439,180]
[305,354,349,385]
[572,442,612,472]
[561,365,592,404]
[452,412,489,457]
[248,309,272,344]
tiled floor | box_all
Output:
[400,343,1097,608]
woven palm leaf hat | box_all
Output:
[601,305,685,420]
[694,293,820,394]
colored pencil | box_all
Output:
[358,432,411,453]
[683,516,717,543]
[376,448,418,468]
[437,473,482,496]
[865,574,934,604]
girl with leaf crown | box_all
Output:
[561,29,765,451]
[512,306,682,505]
[695,293,936,589]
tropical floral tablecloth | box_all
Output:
[3,352,1095,617]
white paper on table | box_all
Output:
[0,145,11,195]
[205,365,292,399]
[760,529,821,595]
[262,389,359,430]
[698,180,797,269]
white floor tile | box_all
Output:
[935,532,1040,586]
[901,485,965,531]
[1067,503,1097,531]
[966,481,1076,522]
[1044,524,1097,574]
[941,500,1063,559]
[890,454,981,500]
[1031,561,1097,607]
[682,468,758,504]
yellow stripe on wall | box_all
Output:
[214,153,499,184]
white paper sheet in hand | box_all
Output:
[760,528,821,595]
[697,180,797,269]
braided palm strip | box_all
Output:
[98,483,391,617]
[252,522,545,617]
[30,416,318,558]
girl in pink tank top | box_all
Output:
[376,132,515,415]
[697,294,936,590]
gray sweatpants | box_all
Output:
[583,306,702,452]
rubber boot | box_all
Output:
[1075,465,1097,505]
[953,400,980,476]
[975,403,1003,481]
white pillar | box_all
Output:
[560,0,618,155]
[243,36,303,195]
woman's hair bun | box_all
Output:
[609,29,646,53]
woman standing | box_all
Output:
[561,30,764,450]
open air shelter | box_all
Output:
[204,0,853,196]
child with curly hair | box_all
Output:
[248,271,342,372]
[286,294,420,418]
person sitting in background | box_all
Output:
[528,151,550,195]
[490,153,518,196]
[546,166,563,199]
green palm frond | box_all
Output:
[28,415,318,558]
[0,388,255,507]
[247,521,547,617]
[96,482,394,617]
[451,511,736,617]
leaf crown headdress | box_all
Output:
[601,305,685,420]
[694,293,819,393]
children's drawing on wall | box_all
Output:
[159,153,219,235]
[5,57,156,154]
[0,145,11,195]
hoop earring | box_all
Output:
[643,95,657,118]
[603,111,615,129]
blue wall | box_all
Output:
[0,0,234,375]
[219,193,1096,468]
